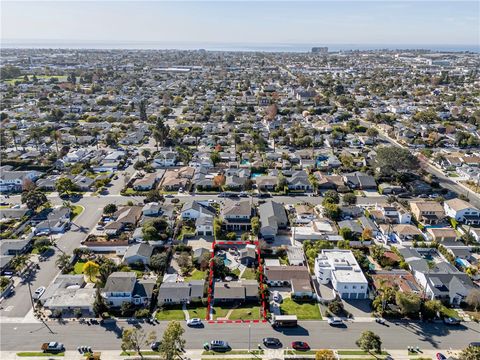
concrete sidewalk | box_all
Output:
[0,348,461,360]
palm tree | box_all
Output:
[51,130,61,156]
[141,149,151,161]
[55,253,71,272]
[29,128,41,151]
[10,254,31,273]
[422,260,436,300]
[10,129,18,151]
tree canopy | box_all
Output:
[375,146,418,178]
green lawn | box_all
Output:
[184,270,206,281]
[202,350,263,355]
[120,350,160,356]
[187,304,207,319]
[229,306,261,320]
[337,350,389,355]
[240,268,256,280]
[178,226,196,240]
[231,268,241,277]
[280,298,322,320]
[155,306,186,321]
[73,260,87,275]
[17,352,64,357]
[71,205,84,220]
[212,306,230,319]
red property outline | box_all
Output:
[205,240,268,324]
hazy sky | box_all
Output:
[1,1,479,45]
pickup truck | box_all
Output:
[41,342,65,353]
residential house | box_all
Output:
[40,275,95,315]
[258,201,288,241]
[314,249,368,300]
[196,214,214,236]
[213,280,259,303]
[287,171,313,192]
[133,173,158,191]
[33,206,71,235]
[444,198,480,225]
[410,201,445,225]
[157,280,205,305]
[153,149,177,168]
[0,166,41,192]
[102,272,155,307]
[181,201,215,220]
[142,202,162,216]
[255,176,278,192]
[398,247,475,305]
[122,243,154,266]
[0,238,32,274]
[222,201,252,231]
[264,266,314,298]
[426,227,458,243]
[239,244,257,267]
[343,172,377,190]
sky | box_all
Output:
[1,1,479,46]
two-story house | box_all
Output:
[222,200,252,231]
[410,201,445,225]
[102,272,155,307]
[444,198,480,225]
[314,249,368,300]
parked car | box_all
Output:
[263,338,281,348]
[375,317,386,325]
[443,317,461,325]
[328,317,344,326]
[187,318,202,327]
[291,341,310,351]
[436,353,447,360]
[33,286,46,300]
[204,340,230,352]
[41,342,64,353]
[150,342,161,351]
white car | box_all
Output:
[33,286,46,300]
[187,318,202,327]
[272,291,282,303]
[328,317,344,326]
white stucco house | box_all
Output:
[314,249,368,300]
[444,198,480,225]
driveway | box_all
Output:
[342,299,373,319]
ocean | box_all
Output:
[1,40,478,53]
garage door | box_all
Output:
[350,293,357,299]
[357,293,365,299]
[341,293,348,299]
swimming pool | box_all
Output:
[251,173,264,179]
[224,258,232,266]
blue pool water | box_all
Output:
[224,259,232,266]
[240,159,250,165]
[251,173,263,179]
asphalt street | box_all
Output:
[1,320,479,351]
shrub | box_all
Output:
[226,232,237,240]
[134,309,151,318]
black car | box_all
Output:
[150,342,161,351]
[263,337,281,347]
